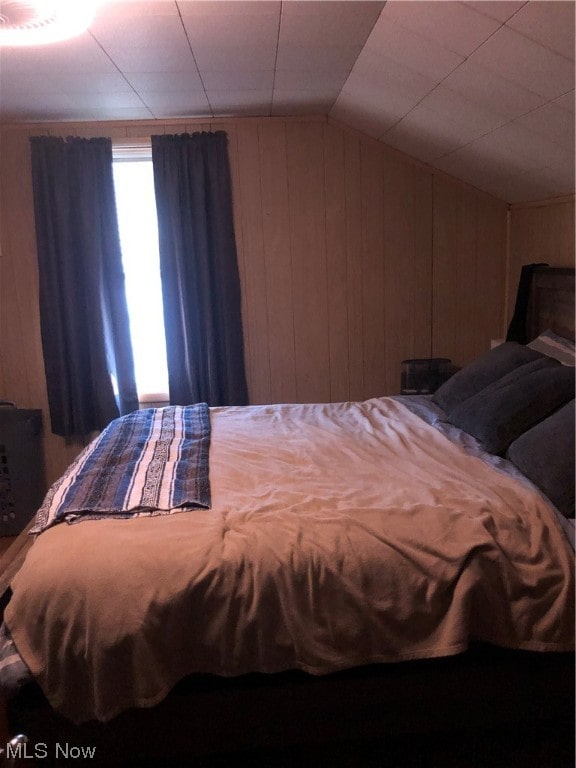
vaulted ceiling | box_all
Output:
[0,0,574,203]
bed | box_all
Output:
[0,266,574,766]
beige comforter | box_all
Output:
[6,398,575,723]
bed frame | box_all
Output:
[1,266,574,767]
[526,265,575,342]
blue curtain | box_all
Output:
[151,131,248,406]
[30,136,139,437]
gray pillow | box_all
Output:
[433,342,544,414]
[447,357,574,455]
[506,401,575,519]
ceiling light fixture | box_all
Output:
[0,0,100,47]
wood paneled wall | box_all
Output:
[507,196,575,320]
[433,176,507,362]
[0,115,507,485]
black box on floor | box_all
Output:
[0,406,45,536]
[401,358,453,395]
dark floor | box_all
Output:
[10,679,574,768]
[117,721,574,768]
[10,721,574,768]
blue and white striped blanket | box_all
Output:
[32,404,211,533]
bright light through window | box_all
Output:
[112,156,169,403]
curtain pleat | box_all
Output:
[30,136,139,437]
[151,131,248,406]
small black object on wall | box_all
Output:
[401,358,453,395]
[0,405,45,536]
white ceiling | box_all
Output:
[0,0,574,203]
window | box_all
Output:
[112,146,169,403]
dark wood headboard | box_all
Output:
[526,266,575,343]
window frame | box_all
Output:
[112,140,169,405]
